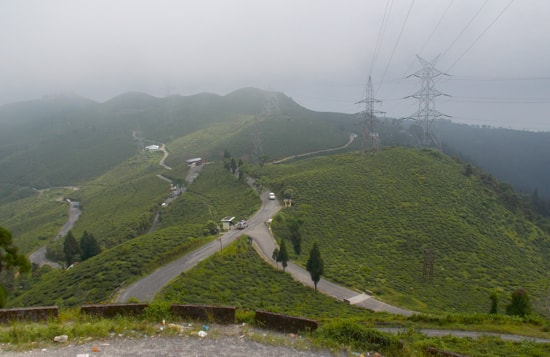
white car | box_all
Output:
[236,220,248,229]
[268,192,276,200]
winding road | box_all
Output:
[116,185,413,316]
[29,200,81,268]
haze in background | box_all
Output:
[1,0,549,131]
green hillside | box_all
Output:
[7,163,259,307]
[261,147,550,314]
[0,88,356,203]
[158,236,373,320]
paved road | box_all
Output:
[116,185,413,316]
[271,133,357,164]
[29,201,81,268]
[379,327,550,343]
[246,194,412,316]
[116,189,277,303]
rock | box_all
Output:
[53,335,68,343]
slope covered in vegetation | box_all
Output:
[262,147,550,314]
[7,163,259,307]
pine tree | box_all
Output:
[272,248,279,269]
[277,240,289,272]
[306,242,324,292]
[63,230,81,266]
[80,231,101,261]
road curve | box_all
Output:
[115,190,278,302]
[246,193,413,316]
[116,186,413,316]
[29,201,81,268]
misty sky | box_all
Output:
[2,0,549,131]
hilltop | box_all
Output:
[262,147,550,314]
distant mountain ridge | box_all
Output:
[1,88,549,203]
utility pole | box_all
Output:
[407,55,448,148]
[356,76,384,154]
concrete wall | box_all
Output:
[81,303,149,318]
[170,304,235,324]
[255,310,318,333]
[0,306,59,323]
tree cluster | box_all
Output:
[222,149,244,180]
[62,230,101,267]
[0,226,31,307]
[489,288,532,317]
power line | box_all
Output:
[377,0,416,93]
[442,96,550,104]
[402,0,455,77]
[440,0,489,60]
[445,75,550,82]
[369,0,394,76]
[444,0,516,74]
[419,0,455,55]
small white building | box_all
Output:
[186,158,203,166]
[145,145,160,151]
[220,216,235,231]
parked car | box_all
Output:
[236,220,248,229]
[268,192,276,200]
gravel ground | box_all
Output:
[0,325,338,357]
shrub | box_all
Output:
[315,320,401,352]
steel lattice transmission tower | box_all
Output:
[356,76,384,153]
[253,91,279,165]
[407,55,448,147]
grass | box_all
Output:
[0,188,72,254]
[6,160,259,308]
[157,237,373,319]
[259,147,550,314]
[66,154,169,248]
[8,225,209,307]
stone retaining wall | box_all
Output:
[80,303,149,318]
[255,310,318,333]
[170,304,235,324]
[0,306,59,323]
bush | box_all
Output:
[315,320,401,352]
[506,288,531,317]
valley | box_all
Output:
[1,88,550,356]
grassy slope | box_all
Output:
[158,164,259,228]
[157,236,373,320]
[66,154,169,248]
[0,188,71,254]
[261,147,550,314]
[7,162,259,307]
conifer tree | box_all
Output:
[63,230,81,266]
[277,240,289,272]
[306,242,324,292]
[80,231,101,261]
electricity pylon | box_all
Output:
[407,55,449,147]
[356,76,384,153]
[253,90,279,165]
